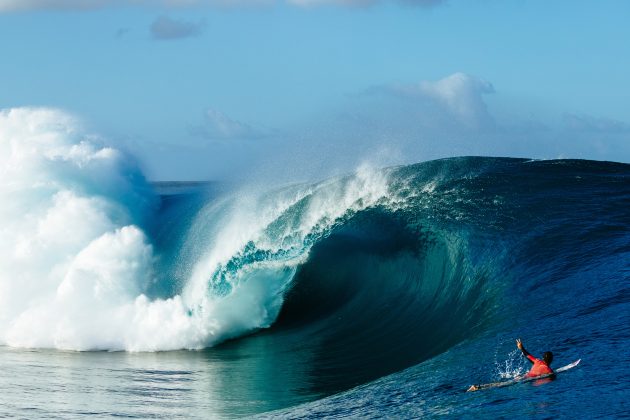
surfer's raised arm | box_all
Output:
[516,338,533,362]
[516,339,554,375]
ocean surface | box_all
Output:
[1,150,629,418]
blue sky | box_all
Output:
[1,0,629,180]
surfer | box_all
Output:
[516,338,554,377]
[466,339,555,392]
[467,340,578,392]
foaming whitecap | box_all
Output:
[0,108,168,350]
[0,108,224,351]
[0,107,393,351]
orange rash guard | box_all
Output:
[525,354,554,377]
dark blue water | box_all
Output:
[1,157,629,418]
[254,158,630,418]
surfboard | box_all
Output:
[466,359,581,392]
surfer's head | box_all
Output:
[542,351,553,365]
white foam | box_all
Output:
[0,107,186,351]
[0,107,393,351]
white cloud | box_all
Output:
[150,16,204,40]
[368,72,495,128]
[288,0,444,7]
[0,0,110,12]
[0,0,443,12]
[416,72,494,126]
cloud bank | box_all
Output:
[0,0,109,12]
[125,71,629,182]
[287,0,444,7]
[248,71,629,182]
[0,0,445,12]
